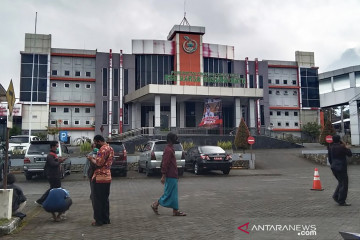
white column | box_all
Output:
[171,96,177,128]
[249,99,256,128]
[155,95,161,128]
[349,101,360,145]
[179,102,185,128]
[235,98,241,127]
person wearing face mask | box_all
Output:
[36,141,67,205]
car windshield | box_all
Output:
[27,144,50,154]
[9,137,29,143]
[199,146,225,154]
[153,143,183,152]
[109,143,124,152]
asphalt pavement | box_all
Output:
[2,146,360,240]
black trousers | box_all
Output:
[37,178,61,204]
[91,179,111,224]
[331,169,348,204]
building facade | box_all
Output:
[319,65,360,145]
[16,24,320,143]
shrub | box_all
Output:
[234,118,250,152]
[80,141,92,153]
[217,140,233,150]
[319,120,336,146]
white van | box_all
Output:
[9,135,40,154]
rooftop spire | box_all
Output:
[180,0,190,26]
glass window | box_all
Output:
[52,70,57,76]
[151,55,158,84]
[21,64,32,77]
[75,71,81,77]
[146,55,151,85]
[284,91,288,95]
[283,80,287,84]
[64,108,69,113]
[270,111,273,116]
[285,122,289,127]
[50,120,56,125]
[319,78,332,94]
[285,112,289,116]
[294,112,298,116]
[65,70,70,76]
[74,108,80,113]
[268,79,271,84]
[293,90,297,95]
[63,120,69,125]
[275,79,279,84]
[113,101,118,124]
[140,55,146,88]
[124,69,129,95]
[277,111,281,116]
[102,101,108,124]
[74,120,80,125]
[85,120,90,125]
[75,83,80,88]
[292,80,296,85]
[85,108,90,113]
[64,83,70,88]
[269,90,272,94]
[51,107,56,112]
[103,68,108,96]
[294,122,299,127]
[51,83,57,87]
[356,72,360,87]
[276,91,280,95]
[333,74,350,91]
[124,104,129,125]
[113,68,119,97]
[308,88,320,99]
[86,72,91,77]
[86,84,91,89]
[259,75,263,88]
[277,122,281,126]
[157,57,163,85]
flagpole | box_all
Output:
[28,12,37,142]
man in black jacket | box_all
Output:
[4,173,27,216]
[328,135,352,206]
[36,141,66,205]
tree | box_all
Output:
[301,122,321,142]
[319,119,336,146]
[234,118,250,152]
[9,125,21,136]
[46,120,60,140]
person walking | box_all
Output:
[328,135,352,206]
[36,141,67,205]
[42,187,72,222]
[86,135,114,226]
[151,132,186,216]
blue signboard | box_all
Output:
[59,131,68,143]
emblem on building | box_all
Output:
[183,36,198,54]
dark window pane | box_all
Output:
[39,55,48,64]
[113,68,119,96]
[204,58,209,72]
[306,68,317,77]
[124,69,128,95]
[38,78,47,91]
[219,59,223,73]
[260,105,264,125]
[163,56,169,78]
[113,101,118,124]
[21,54,34,63]
[21,64,33,77]
[214,58,219,73]
[307,77,318,88]
[308,100,320,107]
[259,75,263,88]
[102,101,108,124]
[151,55,157,84]
[20,92,30,101]
[146,55,151,85]
[135,55,140,90]
[20,78,32,91]
[249,75,254,88]
[124,104,129,125]
[209,58,214,73]
[158,56,164,85]
[140,55,145,88]
[308,88,319,99]
[300,68,307,77]
[103,68,108,96]
[301,76,307,87]
[227,60,232,74]
[301,88,308,99]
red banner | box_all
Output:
[198,98,223,127]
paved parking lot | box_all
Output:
[3,148,360,240]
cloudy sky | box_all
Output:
[1,0,360,96]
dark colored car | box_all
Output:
[108,141,127,177]
[185,146,232,175]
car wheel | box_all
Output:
[178,168,184,177]
[194,162,201,175]
[25,172,32,180]
[222,168,231,175]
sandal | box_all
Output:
[91,221,103,226]
[173,210,186,216]
[151,202,159,215]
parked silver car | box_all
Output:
[23,141,71,180]
[138,140,185,176]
